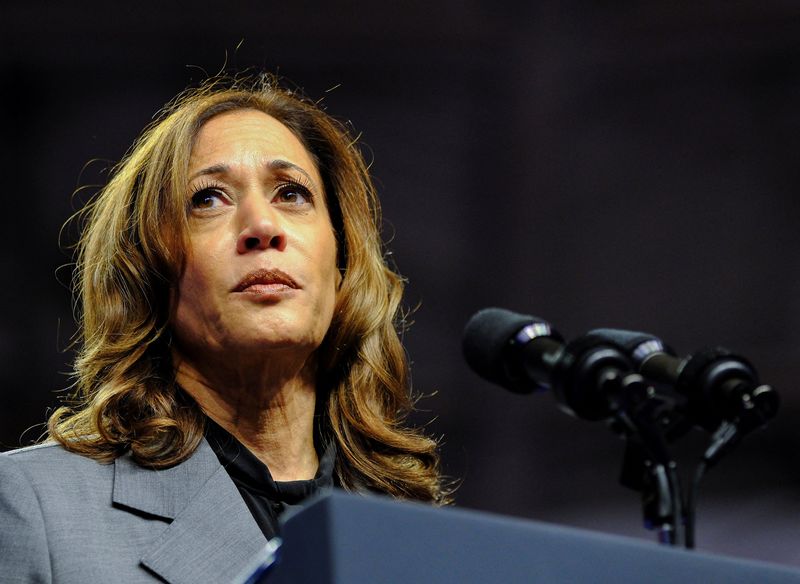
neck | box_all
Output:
[173,348,320,481]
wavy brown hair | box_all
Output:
[49,75,448,504]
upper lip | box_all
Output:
[232,268,299,292]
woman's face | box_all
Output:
[172,109,339,363]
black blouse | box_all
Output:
[205,418,336,540]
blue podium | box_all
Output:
[256,491,800,583]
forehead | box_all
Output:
[189,109,319,179]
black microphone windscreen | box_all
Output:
[586,328,660,353]
[462,307,540,385]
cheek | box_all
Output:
[176,260,206,310]
[322,232,341,299]
[179,234,229,295]
[171,271,201,340]
[311,230,340,328]
[172,249,223,329]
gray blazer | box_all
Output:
[0,439,268,583]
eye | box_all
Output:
[190,187,228,210]
[275,182,313,206]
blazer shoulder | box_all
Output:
[0,446,54,583]
[1,441,113,487]
[3,441,67,458]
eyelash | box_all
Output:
[275,176,315,205]
[189,179,228,210]
[188,176,316,210]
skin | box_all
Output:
[171,109,339,481]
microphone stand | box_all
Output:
[606,373,687,546]
[462,310,780,550]
[550,336,690,546]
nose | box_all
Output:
[235,196,287,254]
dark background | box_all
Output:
[3,0,800,567]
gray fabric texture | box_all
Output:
[0,439,267,583]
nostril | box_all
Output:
[244,236,260,250]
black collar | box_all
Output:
[205,417,336,505]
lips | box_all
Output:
[232,268,299,293]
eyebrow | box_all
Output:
[189,159,317,185]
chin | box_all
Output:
[236,329,323,354]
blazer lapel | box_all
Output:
[113,438,267,584]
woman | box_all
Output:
[0,75,448,583]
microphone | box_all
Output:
[587,329,782,545]
[462,307,563,395]
[585,328,780,434]
[462,308,641,420]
